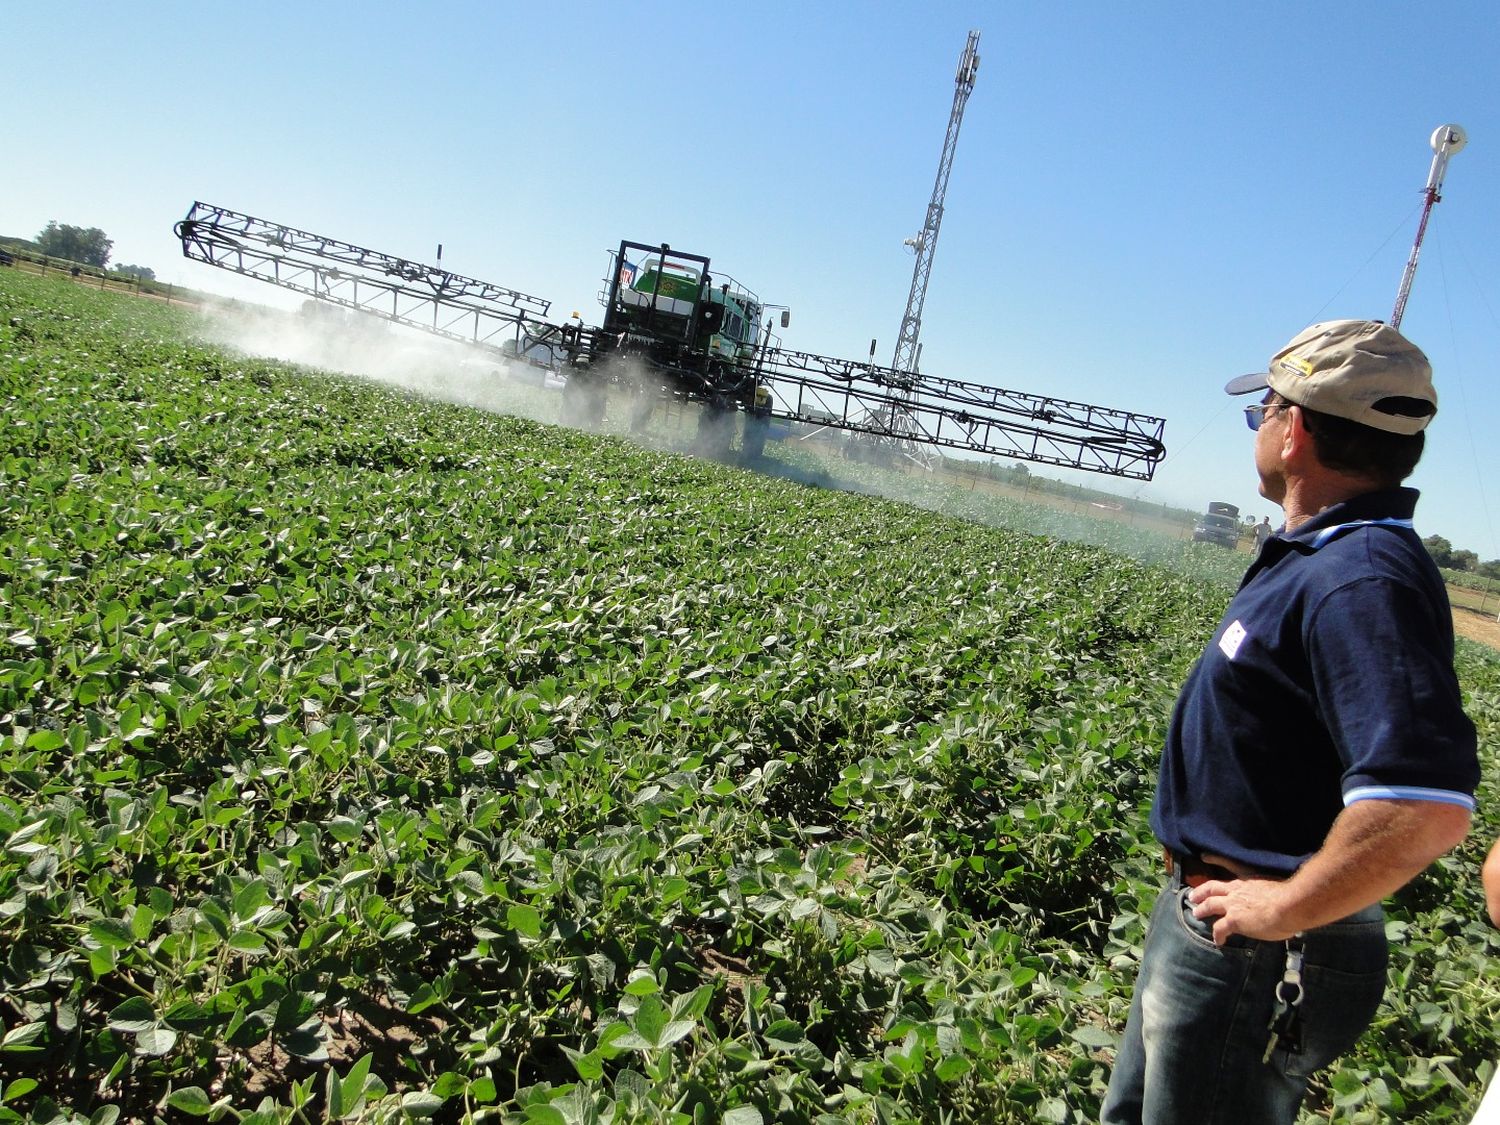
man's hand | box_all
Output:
[1188,878,1297,944]
[1186,798,1470,944]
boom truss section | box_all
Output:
[175,202,553,349]
[749,346,1165,480]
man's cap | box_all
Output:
[1224,319,1437,435]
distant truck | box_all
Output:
[1192,501,1241,549]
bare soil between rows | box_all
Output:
[1454,603,1500,652]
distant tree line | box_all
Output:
[4,223,158,283]
[1424,535,1500,581]
[36,221,113,268]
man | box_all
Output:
[1102,319,1479,1124]
[1253,515,1274,551]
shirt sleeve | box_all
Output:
[1306,575,1479,809]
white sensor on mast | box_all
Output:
[1391,124,1466,329]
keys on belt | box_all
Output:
[1263,940,1306,1064]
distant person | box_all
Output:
[1102,320,1478,1125]
[1253,515,1274,550]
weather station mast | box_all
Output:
[1391,124,1466,329]
[877,29,980,467]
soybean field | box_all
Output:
[1,269,1497,1123]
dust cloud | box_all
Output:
[195,301,566,427]
[193,300,723,455]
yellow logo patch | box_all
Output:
[1276,355,1315,379]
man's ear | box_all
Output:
[1281,406,1315,465]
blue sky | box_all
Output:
[5,2,1498,557]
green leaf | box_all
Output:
[724,1108,763,1125]
[633,995,666,1047]
[129,905,156,942]
[165,1088,214,1115]
[623,972,660,997]
[106,997,156,1034]
[135,1026,178,1056]
[89,918,134,950]
[431,1072,466,1098]
[659,1020,695,1047]
[0,1079,38,1101]
[763,1019,805,1051]
[339,1052,375,1115]
[101,601,128,631]
[227,929,268,953]
[162,1000,214,1033]
[670,984,714,1022]
[564,1045,605,1081]
[934,1055,972,1081]
[326,1063,345,1119]
[400,1092,445,1117]
[0,1024,45,1052]
[281,1028,329,1061]
[1070,1025,1116,1049]
[24,730,64,752]
[407,983,440,1015]
[233,878,271,920]
[613,1068,651,1100]
[507,903,543,939]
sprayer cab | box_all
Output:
[597,240,766,407]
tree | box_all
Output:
[1449,549,1479,573]
[1479,559,1500,582]
[115,264,155,281]
[36,222,113,268]
[1422,534,1454,569]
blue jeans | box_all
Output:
[1101,870,1387,1124]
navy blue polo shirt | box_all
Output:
[1152,487,1478,876]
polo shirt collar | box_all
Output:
[1280,486,1420,552]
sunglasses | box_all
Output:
[1244,401,1292,432]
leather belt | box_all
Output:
[1165,849,1242,889]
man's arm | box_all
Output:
[1483,836,1500,930]
[1189,798,1471,944]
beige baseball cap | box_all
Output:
[1224,319,1437,435]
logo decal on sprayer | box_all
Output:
[1219,620,1248,660]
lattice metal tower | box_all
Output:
[875,30,979,466]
